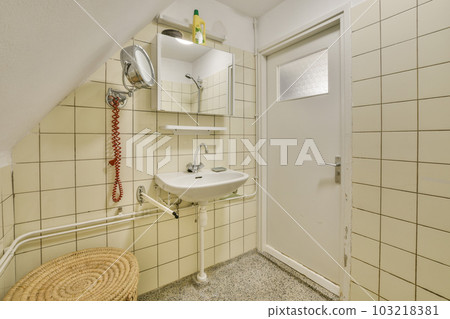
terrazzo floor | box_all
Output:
[138,250,338,301]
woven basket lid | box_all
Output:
[4,247,139,301]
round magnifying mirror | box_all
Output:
[120,45,155,90]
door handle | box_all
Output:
[324,162,341,167]
[324,156,341,184]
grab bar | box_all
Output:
[137,186,179,219]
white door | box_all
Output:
[265,24,343,289]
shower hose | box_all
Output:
[108,96,123,202]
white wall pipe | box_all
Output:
[3,208,158,257]
[213,189,257,203]
[0,188,181,275]
[0,187,257,277]
[0,208,161,276]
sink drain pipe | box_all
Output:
[196,203,208,283]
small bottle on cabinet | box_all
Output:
[192,9,206,45]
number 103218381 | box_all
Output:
[373,305,439,316]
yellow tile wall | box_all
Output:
[351,0,450,301]
[5,21,257,298]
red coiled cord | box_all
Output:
[108,96,123,202]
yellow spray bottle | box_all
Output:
[192,9,206,45]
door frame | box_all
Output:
[256,4,352,300]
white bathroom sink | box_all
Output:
[155,169,249,204]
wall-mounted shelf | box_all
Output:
[155,14,226,43]
[160,125,227,135]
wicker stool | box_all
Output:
[3,247,139,301]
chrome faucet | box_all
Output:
[187,143,209,173]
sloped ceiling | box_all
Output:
[0,0,174,157]
[216,0,284,17]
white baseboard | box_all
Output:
[265,245,340,296]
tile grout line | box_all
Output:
[415,0,420,301]
[377,0,382,301]
[151,44,162,291]
[354,229,450,267]
[353,181,450,203]
[9,149,15,278]
[353,60,450,84]
[354,129,450,133]
[130,42,137,259]
[104,62,109,249]
[352,24,450,61]
[351,2,442,43]
[352,93,450,109]
[352,254,449,299]
[74,74,80,252]
[37,110,43,269]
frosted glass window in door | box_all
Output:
[278,49,328,101]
